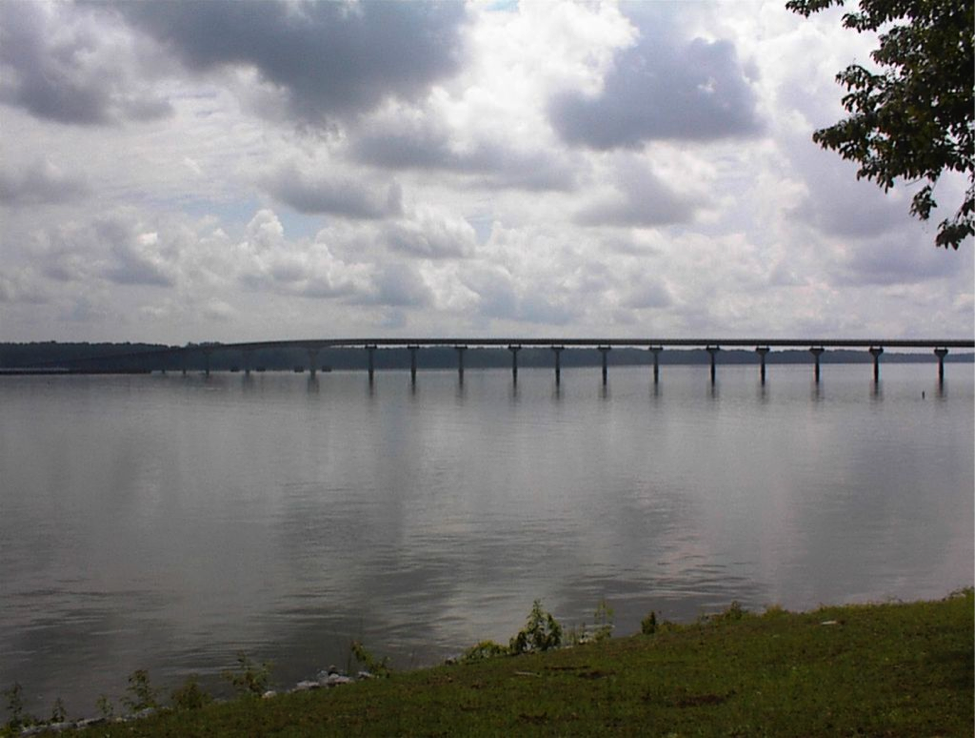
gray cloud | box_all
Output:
[367,263,433,308]
[549,14,762,149]
[0,159,90,206]
[574,159,698,227]
[116,0,467,124]
[261,163,403,219]
[352,116,578,191]
[829,235,963,287]
[382,207,477,260]
[0,2,173,126]
[461,266,575,326]
[622,278,672,310]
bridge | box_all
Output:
[48,337,975,386]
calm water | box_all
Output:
[1,363,972,716]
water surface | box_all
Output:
[1,363,971,716]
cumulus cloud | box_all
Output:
[0,2,173,125]
[114,0,467,125]
[0,158,90,206]
[351,110,579,191]
[549,10,762,149]
[574,156,699,227]
[827,233,964,287]
[260,161,403,219]
[382,205,478,259]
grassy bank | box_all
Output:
[17,590,975,737]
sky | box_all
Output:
[1,0,972,345]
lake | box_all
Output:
[1,363,972,717]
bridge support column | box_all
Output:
[650,346,663,384]
[552,346,564,385]
[408,345,419,384]
[756,346,770,385]
[598,346,611,385]
[869,346,883,384]
[242,348,254,376]
[366,345,377,383]
[508,345,521,383]
[810,347,825,383]
[307,348,319,378]
[455,345,467,383]
[203,348,212,377]
[706,346,720,385]
[934,347,949,385]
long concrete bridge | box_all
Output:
[150,337,972,386]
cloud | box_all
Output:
[549,11,762,149]
[828,233,964,287]
[0,2,173,126]
[261,161,403,219]
[0,158,90,206]
[364,262,433,308]
[574,156,699,227]
[621,277,673,310]
[115,0,467,124]
[351,108,579,191]
[382,205,478,259]
[460,264,576,326]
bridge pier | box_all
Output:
[307,348,319,378]
[706,346,720,385]
[650,346,663,384]
[934,347,949,385]
[408,345,419,384]
[552,346,564,385]
[203,348,212,377]
[242,348,254,376]
[508,345,521,383]
[598,346,611,385]
[366,345,377,383]
[455,345,467,383]
[810,346,825,383]
[869,347,883,383]
[756,346,770,385]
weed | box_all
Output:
[96,694,115,721]
[3,683,37,731]
[170,675,213,712]
[568,600,615,645]
[641,610,658,635]
[222,652,273,696]
[350,641,391,677]
[510,600,563,654]
[459,640,509,663]
[700,600,749,625]
[49,697,67,724]
[122,669,159,713]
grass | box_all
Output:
[15,589,975,737]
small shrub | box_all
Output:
[459,640,509,663]
[510,600,563,655]
[95,695,115,720]
[569,600,615,645]
[122,669,159,712]
[49,697,67,724]
[4,682,38,731]
[641,610,658,635]
[170,675,213,712]
[350,641,391,677]
[701,600,749,625]
[222,652,273,696]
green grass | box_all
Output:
[20,590,975,737]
